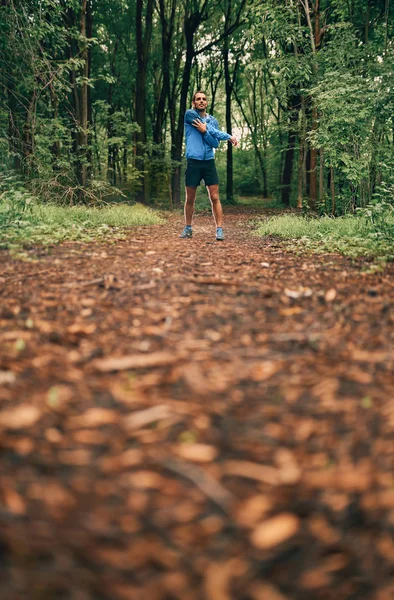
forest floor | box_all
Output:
[1,207,394,600]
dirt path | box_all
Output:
[1,209,394,599]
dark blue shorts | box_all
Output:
[185,159,219,187]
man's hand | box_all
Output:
[192,119,206,134]
[229,135,239,147]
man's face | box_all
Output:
[193,94,208,111]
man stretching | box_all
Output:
[179,91,238,241]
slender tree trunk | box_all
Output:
[66,0,92,194]
[208,57,223,115]
[135,0,154,203]
[330,166,335,215]
[281,96,299,206]
[301,0,321,209]
[22,89,37,174]
[77,0,89,189]
[319,147,324,206]
[364,2,370,43]
[297,97,306,208]
[223,35,233,203]
[171,17,196,207]
[233,85,266,197]
[297,142,304,209]
[309,104,318,208]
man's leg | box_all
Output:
[207,184,223,228]
[184,186,197,226]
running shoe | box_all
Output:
[216,227,224,241]
[179,227,192,238]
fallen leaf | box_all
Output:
[235,495,272,527]
[247,361,283,382]
[223,460,280,485]
[175,443,218,463]
[0,405,41,430]
[0,331,32,341]
[0,371,16,385]
[93,351,180,372]
[250,513,300,549]
[4,489,26,515]
[249,581,290,600]
[67,323,97,335]
[204,558,247,600]
[123,405,172,431]
[68,408,118,428]
[325,288,337,302]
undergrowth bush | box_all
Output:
[0,173,164,251]
[256,205,394,260]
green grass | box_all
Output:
[256,213,394,261]
[0,202,165,252]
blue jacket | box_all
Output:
[184,109,231,161]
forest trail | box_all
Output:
[1,208,394,599]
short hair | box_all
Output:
[192,90,207,102]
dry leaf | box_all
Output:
[123,405,172,430]
[249,582,290,600]
[175,443,218,463]
[4,489,26,515]
[250,513,300,549]
[93,351,180,372]
[68,323,97,335]
[204,559,247,600]
[247,361,283,382]
[0,405,41,430]
[223,460,280,485]
[325,288,337,302]
[299,568,331,589]
[235,495,272,528]
[68,408,118,428]
[0,371,16,385]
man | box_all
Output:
[179,91,238,241]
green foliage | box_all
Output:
[256,209,394,259]
[0,174,164,251]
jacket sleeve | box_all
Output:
[184,109,201,125]
[203,131,220,148]
[206,117,232,141]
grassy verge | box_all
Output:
[0,202,165,253]
[256,213,394,262]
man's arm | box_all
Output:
[193,118,239,147]
[209,117,239,146]
[186,110,230,140]
[203,130,220,149]
[185,109,238,146]
[184,109,201,125]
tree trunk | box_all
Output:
[330,166,335,215]
[22,89,37,174]
[77,0,89,189]
[319,147,325,207]
[171,16,197,207]
[281,96,299,206]
[135,0,154,203]
[309,104,318,208]
[297,141,304,209]
[223,35,233,203]
[66,0,92,195]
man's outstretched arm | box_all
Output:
[192,118,239,147]
[184,110,239,146]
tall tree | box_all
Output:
[135,0,154,202]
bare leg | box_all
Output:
[207,184,223,228]
[185,186,197,226]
